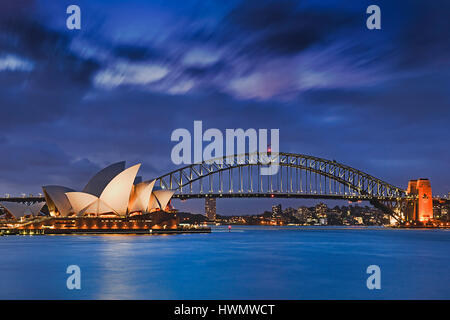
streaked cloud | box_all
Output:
[94,61,169,88]
[0,54,34,72]
[182,48,222,67]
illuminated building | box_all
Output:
[2,162,193,234]
[17,211,179,234]
[205,198,216,221]
[272,204,282,217]
[43,162,175,217]
[315,203,328,217]
[406,178,433,222]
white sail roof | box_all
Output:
[0,201,45,218]
[82,161,126,197]
[148,193,159,210]
[78,198,118,216]
[29,202,45,215]
[153,189,175,211]
[42,185,75,216]
[99,164,141,215]
[128,180,156,213]
[0,202,27,218]
[65,192,98,215]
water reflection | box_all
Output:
[0,227,449,299]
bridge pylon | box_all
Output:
[405,179,433,222]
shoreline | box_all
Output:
[0,227,211,236]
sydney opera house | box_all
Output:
[0,162,203,234]
[42,161,175,218]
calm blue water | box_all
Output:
[0,226,449,299]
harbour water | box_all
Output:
[0,226,448,299]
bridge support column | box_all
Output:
[370,199,403,223]
[406,179,433,222]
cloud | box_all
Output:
[0,54,34,71]
[93,61,169,88]
[167,79,195,94]
[182,47,222,67]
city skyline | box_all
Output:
[0,0,449,216]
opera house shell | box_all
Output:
[0,201,45,219]
[42,162,175,218]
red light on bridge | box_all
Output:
[271,194,274,198]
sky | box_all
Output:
[0,0,449,214]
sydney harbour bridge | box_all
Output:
[0,152,434,223]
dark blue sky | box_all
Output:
[0,0,449,214]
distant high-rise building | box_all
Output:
[205,198,216,221]
[272,204,282,217]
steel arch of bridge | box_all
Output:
[155,152,408,201]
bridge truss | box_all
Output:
[156,152,411,222]
[157,153,405,199]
